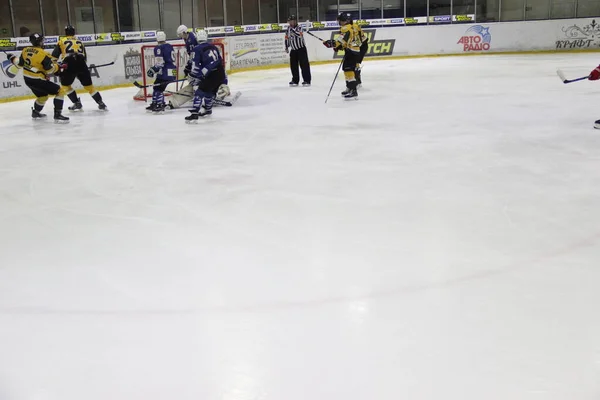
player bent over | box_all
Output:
[7,33,69,123]
[185,32,227,122]
[52,25,107,111]
[146,31,176,113]
[323,13,361,99]
[168,28,233,109]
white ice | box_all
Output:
[1,53,600,400]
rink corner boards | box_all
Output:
[2,47,600,104]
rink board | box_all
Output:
[2,17,600,101]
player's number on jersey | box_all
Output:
[64,40,84,55]
[209,49,219,62]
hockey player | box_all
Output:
[52,25,107,111]
[177,25,198,62]
[589,65,600,128]
[169,28,232,110]
[323,13,362,99]
[146,31,176,113]
[185,33,227,122]
[6,33,69,122]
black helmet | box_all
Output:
[65,25,76,36]
[29,33,44,47]
[287,15,297,21]
[337,12,350,22]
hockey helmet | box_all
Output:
[65,24,76,36]
[156,31,167,42]
[29,33,44,47]
[177,24,188,38]
[287,14,297,21]
[196,29,208,42]
[337,12,350,23]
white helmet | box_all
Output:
[177,25,188,37]
[156,31,166,42]
[196,29,208,42]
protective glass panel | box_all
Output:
[243,0,260,24]
[226,0,242,24]
[163,0,181,38]
[12,2,42,37]
[279,0,298,23]
[383,0,404,18]
[500,0,524,21]
[138,0,161,30]
[207,0,224,26]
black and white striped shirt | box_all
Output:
[285,25,306,51]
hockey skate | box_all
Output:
[343,89,358,100]
[185,109,200,123]
[594,119,600,129]
[341,87,351,96]
[31,108,47,119]
[289,81,299,87]
[98,102,108,111]
[54,110,70,124]
[152,103,167,114]
[146,102,157,112]
[302,82,311,87]
[68,98,83,111]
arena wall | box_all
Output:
[1,17,598,101]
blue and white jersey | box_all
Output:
[184,32,198,55]
[190,42,224,78]
[153,42,176,81]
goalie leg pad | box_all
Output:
[217,84,230,100]
[170,85,194,108]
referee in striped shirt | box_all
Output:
[285,15,312,86]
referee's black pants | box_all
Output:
[290,46,311,84]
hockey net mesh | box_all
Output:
[133,42,226,101]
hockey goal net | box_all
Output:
[133,42,226,101]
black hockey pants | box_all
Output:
[290,47,311,84]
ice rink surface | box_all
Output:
[1,53,600,400]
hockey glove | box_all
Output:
[589,65,600,81]
[6,53,15,61]
[55,62,68,76]
[147,66,160,78]
[188,73,203,87]
[323,39,335,48]
[184,62,192,77]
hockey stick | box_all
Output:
[556,69,589,84]
[217,91,241,107]
[133,78,187,89]
[164,90,242,107]
[306,31,325,43]
[325,56,345,104]
[89,61,115,69]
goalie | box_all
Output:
[167,80,232,109]
[168,29,234,109]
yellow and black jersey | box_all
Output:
[335,23,362,53]
[353,23,367,45]
[52,36,87,61]
[13,46,58,80]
